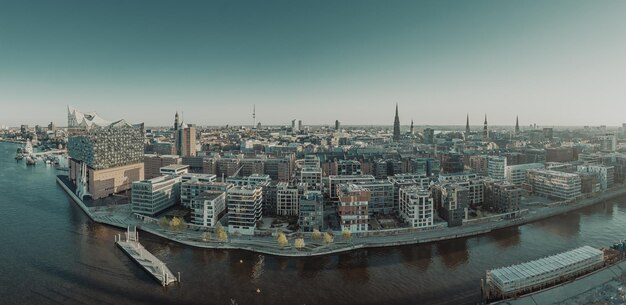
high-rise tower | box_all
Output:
[174,112,179,130]
[515,115,520,134]
[393,104,401,141]
[253,104,256,129]
[483,114,489,142]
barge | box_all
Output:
[482,245,624,303]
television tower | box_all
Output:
[253,104,256,129]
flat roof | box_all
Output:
[489,246,602,285]
[194,191,225,201]
[161,164,189,170]
[528,168,580,178]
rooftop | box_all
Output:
[489,246,603,285]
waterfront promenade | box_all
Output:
[57,175,626,257]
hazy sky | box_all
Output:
[1,0,625,127]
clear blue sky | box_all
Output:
[1,0,625,127]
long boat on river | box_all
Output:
[481,244,625,303]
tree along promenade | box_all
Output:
[57,176,626,257]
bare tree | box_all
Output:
[342,229,352,241]
[311,228,321,240]
[159,216,169,228]
[215,223,228,241]
[277,232,288,247]
[202,231,211,241]
[294,238,305,249]
[323,231,334,244]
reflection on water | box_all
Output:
[436,239,469,269]
[338,250,370,284]
[534,212,581,239]
[295,255,333,279]
[398,243,433,271]
[251,255,265,284]
[489,226,521,249]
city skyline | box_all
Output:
[2,0,626,127]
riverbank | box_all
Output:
[56,175,626,257]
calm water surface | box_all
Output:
[0,142,623,305]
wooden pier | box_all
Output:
[115,226,178,286]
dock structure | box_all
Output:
[483,245,604,301]
[115,226,178,286]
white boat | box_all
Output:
[23,139,33,155]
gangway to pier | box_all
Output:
[31,149,67,157]
[115,226,178,286]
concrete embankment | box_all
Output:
[56,176,94,219]
[57,175,626,257]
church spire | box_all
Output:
[515,115,520,134]
[174,111,179,131]
[393,103,401,141]
[483,114,489,142]
[410,119,414,135]
[465,113,470,135]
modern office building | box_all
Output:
[180,173,218,208]
[432,184,468,227]
[327,175,376,201]
[488,156,507,181]
[464,178,485,208]
[227,186,263,235]
[469,155,488,176]
[546,147,575,162]
[182,156,205,173]
[337,160,362,175]
[226,174,272,186]
[240,158,265,176]
[298,191,324,232]
[303,155,320,168]
[353,180,395,215]
[598,134,617,152]
[301,165,323,191]
[505,163,544,186]
[337,184,370,232]
[441,153,464,174]
[276,182,302,216]
[216,157,241,179]
[190,191,226,228]
[175,125,196,157]
[543,127,553,141]
[264,157,293,182]
[411,158,440,177]
[398,186,434,228]
[484,181,523,213]
[131,175,182,217]
[577,165,614,190]
[374,159,403,179]
[389,173,431,207]
[423,128,435,144]
[143,154,181,179]
[160,164,190,176]
[152,142,176,155]
[527,169,581,200]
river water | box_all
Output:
[1,141,624,305]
